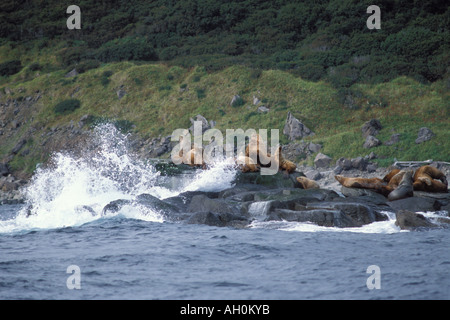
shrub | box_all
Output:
[196,88,206,99]
[28,62,41,71]
[76,59,100,73]
[100,70,113,87]
[0,60,22,76]
[54,99,81,115]
[95,37,158,62]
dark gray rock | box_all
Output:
[257,106,270,113]
[336,157,352,170]
[189,114,212,134]
[351,156,368,171]
[363,135,381,149]
[0,163,9,177]
[388,197,442,212]
[384,133,400,146]
[415,127,435,144]
[395,210,437,230]
[283,112,313,141]
[186,211,249,228]
[188,194,239,214]
[270,208,357,228]
[11,139,26,154]
[314,153,332,168]
[102,199,132,216]
[65,68,78,78]
[361,119,382,138]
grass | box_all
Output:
[0,55,449,176]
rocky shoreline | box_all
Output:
[4,159,449,231]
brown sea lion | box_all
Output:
[235,155,260,173]
[296,176,319,189]
[413,165,448,192]
[245,133,273,167]
[334,175,389,195]
[275,146,297,174]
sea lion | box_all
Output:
[383,168,401,183]
[387,170,414,201]
[296,176,319,189]
[334,175,388,195]
[412,165,448,192]
[245,133,273,167]
[275,146,297,174]
[182,147,204,167]
[235,155,260,173]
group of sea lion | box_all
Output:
[335,165,448,201]
[174,133,299,174]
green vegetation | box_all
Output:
[54,99,81,115]
[0,0,448,176]
[0,60,22,76]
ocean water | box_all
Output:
[0,125,449,300]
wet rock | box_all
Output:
[415,127,434,144]
[186,211,249,228]
[388,197,442,213]
[270,208,358,228]
[283,112,313,141]
[101,199,131,216]
[188,194,238,214]
[395,210,437,230]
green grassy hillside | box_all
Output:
[1,55,448,176]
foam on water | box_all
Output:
[250,210,404,234]
[0,124,241,233]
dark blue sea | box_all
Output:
[0,126,449,300]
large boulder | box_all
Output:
[314,153,332,168]
[363,135,381,149]
[415,127,435,144]
[361,119,382,138]
[395,210,437,230]
[283,112,313,141]
[186,211,249,228]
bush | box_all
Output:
[28,62,41,71]
[196,88,206,99]
[100,70,113,87]
[294,63,325,81]
[95,37,158,62]
[76,59,100,73]
[0,60,22,76]
[54,99,81,115]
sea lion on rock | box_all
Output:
[235,155,260,173]
[387,170,414,201]
[334,175,388,195]
[275,146,297,174]
[413,165,448,192]
[245,133,273,167]
[296,176,319,189]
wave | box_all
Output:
[0,124,238,233]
